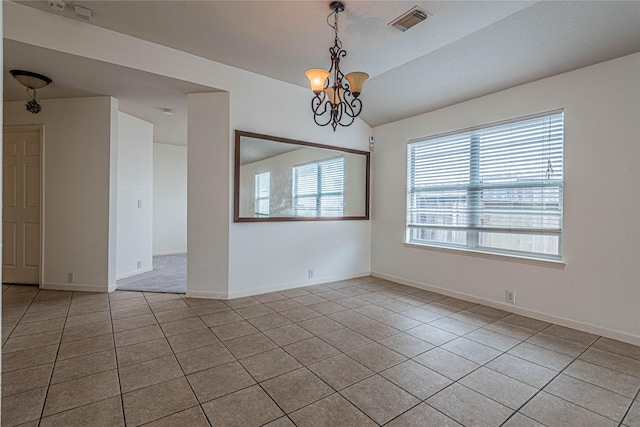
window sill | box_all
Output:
[403,242,567,269]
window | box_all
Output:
[254,171,270,217]
[407,111,564,259]
[293,157,344,217]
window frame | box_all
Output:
[406,109,565,263]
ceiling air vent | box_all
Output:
[389,6,430,32]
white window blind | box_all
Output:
[407,111,564,258]
[254,171,270,217]
[293,156,344,217]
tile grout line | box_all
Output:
[276,291,444,424]
[222,300,337,425]
[114,291,202,426]
[1,286,38,344]
[215,294,382,425]
[141,291,208,426]
[498,334,608,426]
[211,287,487,426]
[257,296,381,426]
[126,288,556,424]
[2,290,120,422]
[191,296,323,425]
[618,386,640,427]
[36,288,73,426]
[108,291,129,427]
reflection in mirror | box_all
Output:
[234,131,370,222]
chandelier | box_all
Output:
[305,1,368,131]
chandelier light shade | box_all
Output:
[305,1,368,131]
[305,69,331,94]
[10,70,53,114]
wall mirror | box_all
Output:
[234,130,370,222]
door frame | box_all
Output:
[2,124,45,287]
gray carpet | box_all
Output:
[116,254,186,294]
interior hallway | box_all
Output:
[116,254,186,294]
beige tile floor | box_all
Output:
[2,277,639,426]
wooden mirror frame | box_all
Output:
[234,130,370,222]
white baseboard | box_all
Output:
[116,267,153,281]
[372,271,640,347]
[42,282,110,293]
[226,271,371,300]
[153,251,187,256]
[186,289,228,299]
[185,271,371,301]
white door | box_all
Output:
[3,126,42,284]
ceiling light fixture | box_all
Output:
[162,108,175,116]
[305,1,368,131]
[10,70,52,114]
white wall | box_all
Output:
[4,97,118,292]
[371,53,640,344]
[116,112,153,279]
[153,143,187,255]
[188,92,230,298]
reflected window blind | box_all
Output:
[254,171,270,217]
[293,156,344,216]
[407,111,564,258]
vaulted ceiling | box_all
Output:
[4,1,640,144]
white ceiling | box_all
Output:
[3,40,217,146]
[4,1,640,144]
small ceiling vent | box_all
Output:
[389,6,430,32]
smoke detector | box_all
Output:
[389,6,430,32]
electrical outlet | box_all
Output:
[137,200,143,209]
[137,261,142,269]
[67,272,74,283]
[308,269,314,279]
[505,290,516,304]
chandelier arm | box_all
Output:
[342,97,363,119]
[338,115,356,127]
[310,92,324,111]
[311,94,334,127]
[337,100,357,127]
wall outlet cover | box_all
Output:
[505,290,516,304]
